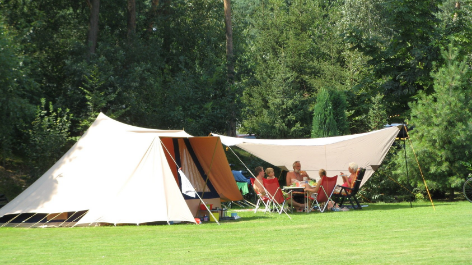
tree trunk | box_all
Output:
[147,0,160,33]
[454,2,460,21]
[449,187,455,201]
[224,0,234,82]
[127,0,136,39]
[87,0,100,55]
[224,0,236,136]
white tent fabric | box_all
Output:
[213,126,400,186]
[0,113,196,225]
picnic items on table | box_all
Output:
[283,179,317,213]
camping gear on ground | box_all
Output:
[231,170,250,195]
[232,213,240,220]
[209,212,219,222]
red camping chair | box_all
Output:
[250,178,270,213]
[263,178,286,214]
[309,175,338,213]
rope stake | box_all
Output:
[405,125,435,210]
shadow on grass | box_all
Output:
[361,202,445,211]
[221,215,272,223]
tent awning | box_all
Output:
[212,126,400,187]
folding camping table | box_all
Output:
[282,186,309,213]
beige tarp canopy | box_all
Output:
[213,126,400,186]
[0,113,242,226]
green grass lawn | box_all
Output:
[1,201,470,264]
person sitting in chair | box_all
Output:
[286,161,310,186]
[265,168,276,180]
[304,169,326,198]
[265,167,305,211]
[285,161,308,211]
[329,162,359,211]
[253,166,266,197]
[339,162,359,190]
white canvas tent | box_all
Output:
[0,113,242,226]
[213,126,401,186]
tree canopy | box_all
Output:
[1,0,472,200]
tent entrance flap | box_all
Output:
[174,138,219,199]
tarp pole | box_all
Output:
[405,126,435,210]
[403,124,412,208]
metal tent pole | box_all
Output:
[404,131,412,208]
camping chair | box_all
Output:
[250,178,270,213]
[263,178,286,214]
[332,167,366,209]
[308,175,338,213]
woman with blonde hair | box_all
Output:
[340,162,358,189]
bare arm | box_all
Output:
[286,172,294,186]
[305,180,321,193]
[341,172,348,183]
[300,171,309,179]
[348,174,356,188]
[314,181,321,193]
[253,181,266,196]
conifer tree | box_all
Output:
[395,45,472,199]
[368,93,388,130]
[329,89,350,135]
[312,89,338,138]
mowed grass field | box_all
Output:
[0,201,470,264]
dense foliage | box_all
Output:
[392,45,472,200]
[311,88,348,137]
[1,0,471,200]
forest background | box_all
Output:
[1,0,472,202]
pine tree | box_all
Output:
[399,45,472,199]
[368,93,388,130]
[312,89,338,138]
[329,89,350,135]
